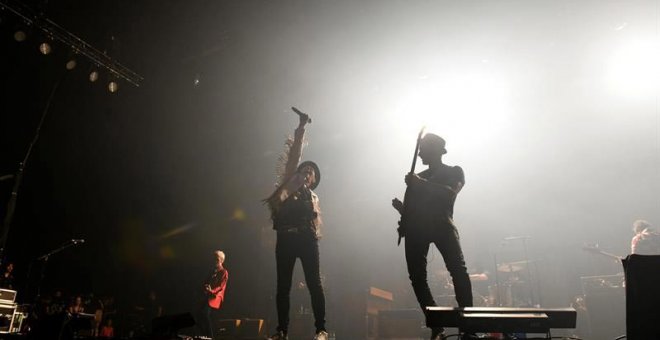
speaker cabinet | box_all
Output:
[581,274,625,339]
[623,255,660,340]
[215,319,241,339]
[237,318,265,339]
[0,304,16,333]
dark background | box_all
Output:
[1,0,658,335]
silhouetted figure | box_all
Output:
[392,133,473,340]
[264,110,327,340]
[0,262,15,289]
[67,295,85,315]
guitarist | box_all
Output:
[202,250,228,338]
[631,219,660,255]
[392,133,473,340]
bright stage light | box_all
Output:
[108,81,118,93]
[89,70,99,82]
[386,71,514,154]
[65,59,77,70]
[38,42,51,55]
[605,39,660,98]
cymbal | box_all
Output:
[497,261,529,272]
[469,273,489,281]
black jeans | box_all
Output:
[196,303,220,338]
[405,224,473,321]
[275,231,326,333]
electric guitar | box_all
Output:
[204,269,228,309]
[582,244,623,262]
[394,126,425,245]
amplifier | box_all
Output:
[0,303,16,334]
[0,289,16,304]
[237,318,265,339]
[215,319,240,339]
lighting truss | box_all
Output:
[0,0,144,87]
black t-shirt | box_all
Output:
[407,165,464,231]
[418,165,464,219]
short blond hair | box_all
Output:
[214,250,226,264]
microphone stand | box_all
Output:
[520,237,535,307]
[34,240,78,299]
[0,79,62,267]
[493,251,501,306]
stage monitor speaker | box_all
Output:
[0,304,16,333]
[623,254,660,340]
[215,319,240,339]
[237,318,265,339]
[377,309,423,339]
[151,312,195,336]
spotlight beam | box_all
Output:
[0,0,144,87]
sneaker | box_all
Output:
[431,327,445,340]
[314,330,329,340]
[267,331,288,340]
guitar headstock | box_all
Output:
[582,243,601,253]
[582,243,622,261]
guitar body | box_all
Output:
[396,126,426,245]
[204,268,228,310]
[208,293,223,309]
[398,184,417,239]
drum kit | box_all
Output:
[431,259,536,308]
[489,260,535,307]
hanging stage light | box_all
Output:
[108,80,118,93]
[38,41,51,55]
[13,29,26,42]
[65,58,77,70]
[65,49,79,70]
[89,70,99,82]
[1,0,143,87]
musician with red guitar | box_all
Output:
[392,133,473,340]
[202,250,228,338]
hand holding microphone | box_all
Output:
[291,107,312,125]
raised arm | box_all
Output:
[283,114,310,180]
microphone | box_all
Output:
[291,107,312,124]
[71,239,86,244]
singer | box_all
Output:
[263,109,327,340]
[392,133,474,340]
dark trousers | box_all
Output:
[275,231,326,333]
[197,303,220,338]
[405,224,473,322]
